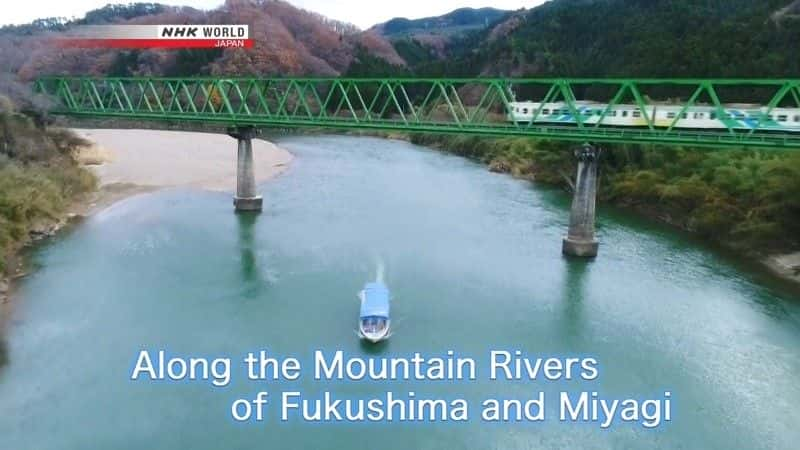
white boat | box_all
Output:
[357,282,391,343]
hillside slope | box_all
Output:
[0,0,405,80]
[373,7,510,39]
[375,7,514,66]
[410,0,800,77]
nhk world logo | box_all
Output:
[57,25,253,49]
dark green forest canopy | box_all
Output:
[403,0,800,78]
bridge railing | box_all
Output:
[33,77,800,149]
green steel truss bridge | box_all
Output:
[34,76,800,149]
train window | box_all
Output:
[735,114,746,120]
[622,111,628,117]
[632,111,641,118]
[794,115,800,122]
[667,112,676,119]
[543,109,550,114]
[583,110,592,116]
[523,108,529,114]
[694,113,703,119]
[681,113,688,119]
[778,115,788,122]
[515,108,519,113]
[710,112,717,120]
[609,111,617,117]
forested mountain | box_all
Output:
[401,0,800,77]
[10,0,799,80]
[373,7,510,39]
[373,7,513,64]
[3,0,800,84]
[0,0,403,82]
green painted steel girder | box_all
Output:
[33,76,800,149]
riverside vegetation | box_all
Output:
[0,96,96,276]
[411,134,800,257]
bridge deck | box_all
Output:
[34,77,800,149]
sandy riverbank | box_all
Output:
[73,128,292,194]
[69,128,292,216]
[0,129,292,307]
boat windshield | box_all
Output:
[361,316,387,334]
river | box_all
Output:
[0,135,798,449]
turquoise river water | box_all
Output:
[0,135,798,449]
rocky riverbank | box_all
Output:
[1,214,75,306]
[765,253,800,285]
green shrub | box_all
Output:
[0,101,97,272]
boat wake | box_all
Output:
[376,260,385,284]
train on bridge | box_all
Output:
[32,76,800,149]
[508,101,800,132]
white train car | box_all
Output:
[508,101,800,132]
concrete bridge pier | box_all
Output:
[562,143,601,257]
[228,126,263,212]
